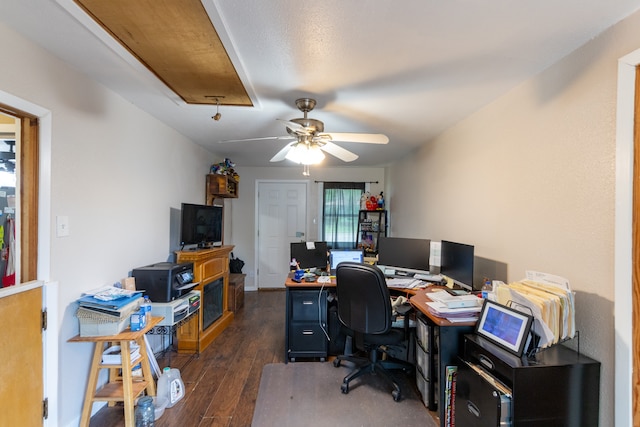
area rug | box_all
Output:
[252,362,437,427]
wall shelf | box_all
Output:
[206,174,238,203]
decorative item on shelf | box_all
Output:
[210,158,240,182]
[366,195,378,211]
[377,192,384,210]
[360,191,370,210]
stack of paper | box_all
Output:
[77,286,142,317]
[102,341,140,364]
[428,290,481,309]
[386,278,428,289]
[424,299,482,323]
[495,270,575,349]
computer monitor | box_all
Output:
[440,240,475,291]
[290,241,329,271]
[377,237,431,275]
[329,249,364,274]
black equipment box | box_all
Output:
[131,262,197,303]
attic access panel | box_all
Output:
[73,0,252,107]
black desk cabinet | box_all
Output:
[285,288,328,362]
[456,334,601,427]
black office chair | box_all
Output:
[332,262,413,401]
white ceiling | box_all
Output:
[1,0,639,168]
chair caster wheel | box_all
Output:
[341,383,349,394]
[392,390,401,401]
[333,359,341,368]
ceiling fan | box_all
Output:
[219,98,389,164]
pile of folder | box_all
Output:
[494,271,575,349]
[76,286,143,336]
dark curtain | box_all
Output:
[323,182,365,249]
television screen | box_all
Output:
[180,203,223,248]
[440,240,475,291]
[377,237,431,273]
[290,241,328,271]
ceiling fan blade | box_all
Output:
[319,132,389,144]
[320,141,359,162]
[277,119,311,135]
[218,136,293,144]
[270,142,296,162]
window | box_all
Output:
[322,182,365,249]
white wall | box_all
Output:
[226,166,385,290]
[387,10,640,427]
[0,23,219,426]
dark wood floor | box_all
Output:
[89,289,286,427]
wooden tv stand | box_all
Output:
[175,246,234,353]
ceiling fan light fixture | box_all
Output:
[303,143,325,165]
[285,142,325,165]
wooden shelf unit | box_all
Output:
[175,246,235,353]
[69,316,162,427]
[206,174,238,203]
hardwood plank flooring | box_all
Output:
[87,290,285,427]
[86,289,439,426]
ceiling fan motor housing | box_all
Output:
[287,117,324,135]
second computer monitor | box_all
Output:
[290,241,329,271]
[440,240,475,291]
[329,249,364,274]
[377,237,431,273]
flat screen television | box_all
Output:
[377,237,431,274]
[440,240,475,291]
[180,203,223,248]
[290,241,328,271]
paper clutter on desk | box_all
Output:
[424,300,482,322]
[428,290,480,309]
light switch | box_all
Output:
[56,216,70,237]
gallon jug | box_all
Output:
[157,367,185,408]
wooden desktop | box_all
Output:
[284,273,476,426]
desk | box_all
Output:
[410,289,476,427]
[283,275,420,363]
[69,316,162,427]
[284,277,334,362]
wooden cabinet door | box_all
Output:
[0,286,43,426]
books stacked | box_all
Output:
[102,341,141,364]
[76,286,143,336]
[444,366,458,427]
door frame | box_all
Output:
[254,179,309,290]
[614,49,640,427]
[0,89,55,425]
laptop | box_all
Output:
[329,249,364,275]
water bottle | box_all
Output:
[141,295,152,322]
[135,395,155,426]
[481,279,493,299]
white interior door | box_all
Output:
[257,182,307,289]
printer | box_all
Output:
[150,290,201,327]
[131,262,198,303]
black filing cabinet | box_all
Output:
[285,288,328,362]
[456,334,601,427]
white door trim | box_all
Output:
[613,48,640,427]
[253,179,309,290]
